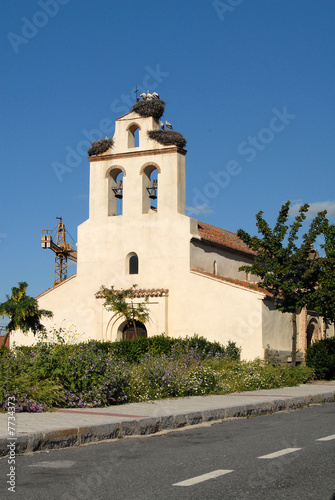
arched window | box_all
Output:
[141,164,159,213]
[126,252,139,275]
[128,124,140,148]
[213,260,217,275]
[108,168,124,216]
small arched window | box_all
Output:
[126,252,139,275]
[128,124,140,148]
[213,260,217,275]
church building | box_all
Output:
[13,95,333,359]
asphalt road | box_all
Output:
[0,403,334,500]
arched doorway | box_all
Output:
[122,321,147,340]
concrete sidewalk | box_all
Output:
[1,381,334,457]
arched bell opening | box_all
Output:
[141,164,159,213]
[107,167,124,216]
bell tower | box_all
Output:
[87,96,187,220]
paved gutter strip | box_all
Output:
[0,384,334,457]
[55,409,150,418]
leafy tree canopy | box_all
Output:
[237,201,328,315]
[311,222,335,326]
[237,201,330,366]
[0,282,53,346]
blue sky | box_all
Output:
[1,0,334,320]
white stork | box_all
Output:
[160,121,165,130]
[146,91,154,100]
[165,121,173,130]
[152,92,159,99]
[140,93,147,100]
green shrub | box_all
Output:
[205,359,314,393]
[0,348,65,411]
[305,337,335,380]
[94,335,238,364]
[224,340,241,361]
[264,345,282,366]
[127,354,218,402]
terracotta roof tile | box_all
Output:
[190,269,272,296]
[129,288,169,298]
[196,221,256,256]
[96,288,169,299]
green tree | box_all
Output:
[0,282,53,347]
[98,284,150,338]
[312,222,335,328]
[237,201,327,366]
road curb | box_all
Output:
[0,391,334,457]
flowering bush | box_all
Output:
[127,354,217,402]
[0,349,65,412]
[207,358,314,393]
[0,332,315,412]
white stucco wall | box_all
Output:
[261,299,293,352]
[190,240,256,280]
[166,270,265,360]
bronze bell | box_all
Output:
[147,179,158,199]
[112,180,123,199]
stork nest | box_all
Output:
[147,130,187,149]
[132,99,165,120]
[88,138,114,157]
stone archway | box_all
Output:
[122,321,147,340]
[306,318,319,347]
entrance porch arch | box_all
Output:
[121,321,147,340]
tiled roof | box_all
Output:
[196,222,256,256]
[96,288,169,299]
[190,269,272,296]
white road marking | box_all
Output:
[173,469,233,487]
[29,460,76,468]
[258,448,301,459]
[316,434,335,442]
